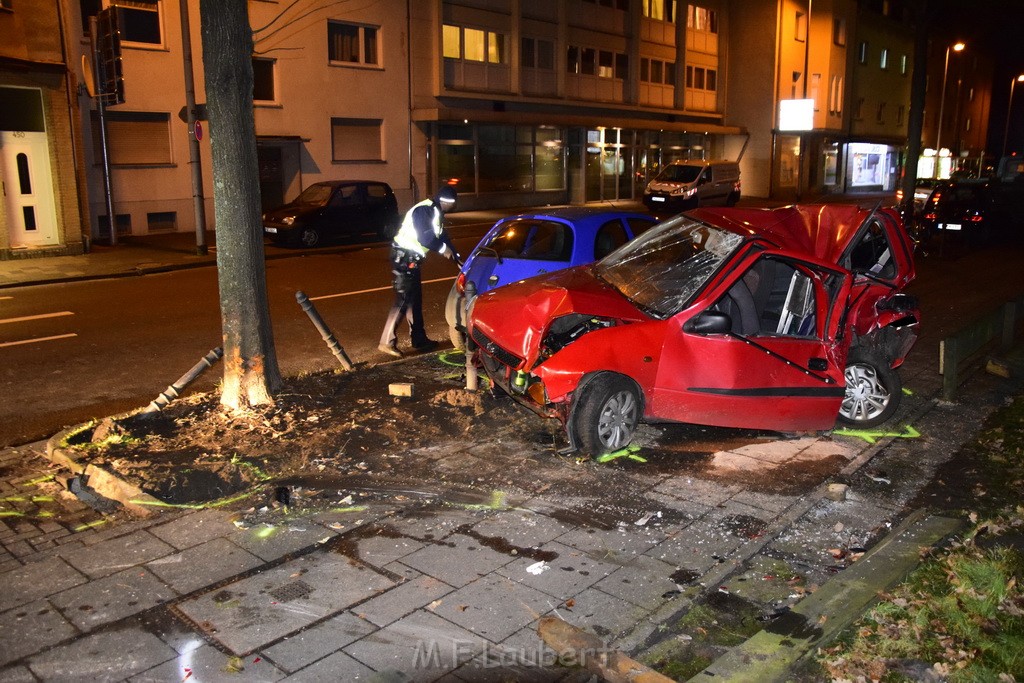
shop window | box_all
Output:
[328,21,379,65]
[252,57,275,102]
[92,111,171,165]
[112,0,161,46]
[331,118,383,162]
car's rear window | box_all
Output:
[484,219,574,261]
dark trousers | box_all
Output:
[379,265,428,348]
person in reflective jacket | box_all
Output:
[378,185,462,357]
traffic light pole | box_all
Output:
[179,0,208,256]
[90,15,118,246]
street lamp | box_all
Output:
[1001,74,1024,159]
[935,41,965,178]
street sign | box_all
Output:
[177,104,209,123]
[194,121,203,141]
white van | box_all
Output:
[643,160,741,212]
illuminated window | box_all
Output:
[900,54,908,75]
[444,25,506,64]
[643,0,677,22]
[880,48,888,70]
[328,21,379,66]
[687,5,718,33]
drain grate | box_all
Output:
[269,580,313,603]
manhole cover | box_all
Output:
[269,580,313,603]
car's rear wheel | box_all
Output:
[571,373,641,455]
[299,226,321,248]
[838,349,901,427]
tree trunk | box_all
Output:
[199,0,282,410]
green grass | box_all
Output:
[817,395,1024,682]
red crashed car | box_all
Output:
[468,204,919,454]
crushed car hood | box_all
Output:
[471,266,646,358]
[691,204,881,265]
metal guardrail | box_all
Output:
[939,294,1024,400]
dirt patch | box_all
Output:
[59,353,851,509]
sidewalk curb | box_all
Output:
[687,510,963,682]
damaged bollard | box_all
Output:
[463,281,478,391]
[140,347,223,415]
[295,290,353,370]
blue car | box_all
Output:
[445,207,657,347]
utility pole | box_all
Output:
[91,13,118,246]
[179,0,208,255]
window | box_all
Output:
[965,117,972,132]
[594,220,629,259]
[795,12,807,42]
[858,42,868,64]
[252,57,275,102]
[897,105,905,126]
[687,5,718,33]
[79,0,102,34]
[486,219,574,261]
[91,111,171,165]
[833,18,846,46]
[331,118,382,162]
[443,24,506,64]
[643,0,677,22]
[854,97,864,120]
[568,45,626,79]
[147,211,176,232]
[685,65,716,91]
[521,37,554,70]
[112,0,161,46]
[328,21,379,66]
[876,102,886,123]
[583,0,628,9]
[968,86,975,101]
[879,48,888,70]
[900,54,908,75]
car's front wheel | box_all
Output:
[837,349,901,427]
[571,373,641,455]
[298,226,321,248]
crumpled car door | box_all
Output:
[651,253,853,432]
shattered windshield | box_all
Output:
[594,215,744,318]
[293,184,334,206]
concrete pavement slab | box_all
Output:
[397,527,516,587]
[0,599,78,667]
[653,476,741,507]
[645,515,751,574]
[0,556,86,612]
[0,665,35,682]
[131,642,286,682]
[593,555,682,610]
[282,650,378,682]
[229,518,337,562]
[262,611,378,672]
[26,626,176,682]
[145,536,263,594]
[469,508,574,548]
[59,529,174,578]
[546,585,653,640]
[175,550,397,655]
[148,508,238,549]
[332,521,429,568]
[429,572,554,642]
[49,566,176,631]
[357,574,455,628]
[344,609,487,681]
[497,540,618,599]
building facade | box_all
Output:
[0,0,88,260]
[51,0,984,244]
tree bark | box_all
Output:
[199,0,282,409]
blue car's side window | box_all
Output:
[488,220,573,261]
[594,220,629,259]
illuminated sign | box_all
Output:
[778,99,815,131]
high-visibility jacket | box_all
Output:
[393,198,455,259]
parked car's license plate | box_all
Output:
[264,226,278,234]
[940,223,961,231]
[651,196,666,202]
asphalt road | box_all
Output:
[1,215,1022,449]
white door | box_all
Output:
[1,131,59,247]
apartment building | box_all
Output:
[0,0,88,259]
[56,0,961,243]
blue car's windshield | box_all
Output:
[594,215,743,318]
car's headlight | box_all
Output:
[671,187,696,197]
[282,216,295,226]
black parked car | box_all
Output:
[914,180,997,249]
[263,180,400,247]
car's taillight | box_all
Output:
[970,215,983,222]
[455,271,467,295]
[924,213,937,220]
[895,189,904,201]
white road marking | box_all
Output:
[0,311,74,325]
[0,333,78,348]
[310,276,455,302]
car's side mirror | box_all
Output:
[684,311,732,335]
